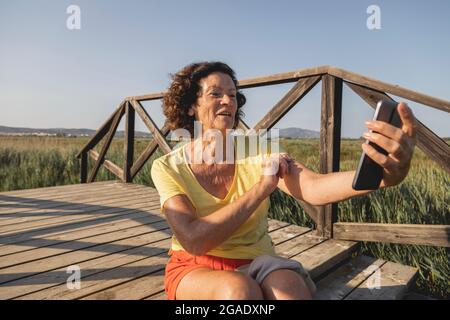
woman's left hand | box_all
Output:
[362,102,418,188]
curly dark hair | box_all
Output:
[162,61,246,136]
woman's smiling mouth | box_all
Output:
[217,111,232,117]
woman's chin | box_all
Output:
[212,120,234,132]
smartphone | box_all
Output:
[352,100,402,190]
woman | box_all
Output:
[151,61,417,300]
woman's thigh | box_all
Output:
[176,268,263,300]
[261,268,313,300]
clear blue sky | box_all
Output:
[1,0,449,137]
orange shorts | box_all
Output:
[164,249,253,300]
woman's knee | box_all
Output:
[261,269,313,300]
[216,272,263,300]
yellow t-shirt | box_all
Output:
[150,141,276,259]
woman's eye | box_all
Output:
[210,92,221,97]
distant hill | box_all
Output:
[0,126,152,138]
[0,125,319,139]
[279,127,320,139]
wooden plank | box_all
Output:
[345,261,418,300]
[130,100,172,155]
[81,259,167,300]
[88,150,124,180]
[237,65,329,89]
[0,196,161,239]
[5,238,171,300]
[0,182,134,201]
[319,75,342,238]
[0,187,159,223]
[126,66,330,101]
[0,182,151,206]
[0,195,159,232]
[126,92,165,102]
[0,194,159,232]
[0,201,159,241]
[290,239,359,279]
[268,224,310,245]
[0,202,161,247]
[267,219,290,232]
[0,200,159,234]
[314,255,386,300]
[334,222,450,247]
[0,191,158,225]
[328,66,450,113]
[88,105,125,183]
[0,221,171,285]
[0,210,163,257]
[145,290,167,300]
[0,215,165,269]
[130,124,170,178]
[253,76,321,131]
[0,183,157,215]
[0,186,161,240]
[0,180,115,197]
[0,192,159,229]
[275,231,325,258]
[123,101,135,182]
[76,102,125,158]
[346,82,450,174]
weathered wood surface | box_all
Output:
[123,101,135,182]
[315,255,418,300]
[0,182,419,300]
[334,222,450,247]
[127,66,330,102]
[318,74,342,238]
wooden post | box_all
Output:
[80,151,87,183]
[318,74,343,238]
[123,101,135,182]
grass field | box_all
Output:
[0,135,448,298]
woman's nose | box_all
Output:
[220,94,233,105]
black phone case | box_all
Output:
[352,100,402,190]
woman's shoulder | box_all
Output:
[151,144,186,175]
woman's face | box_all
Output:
[189,72,238,133]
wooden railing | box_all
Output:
[77,65,450,248]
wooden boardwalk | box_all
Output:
[0,181,418,300]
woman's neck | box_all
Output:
[186,135,235,166]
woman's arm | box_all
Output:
[277,102,417,205]
[277,164,373,206]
